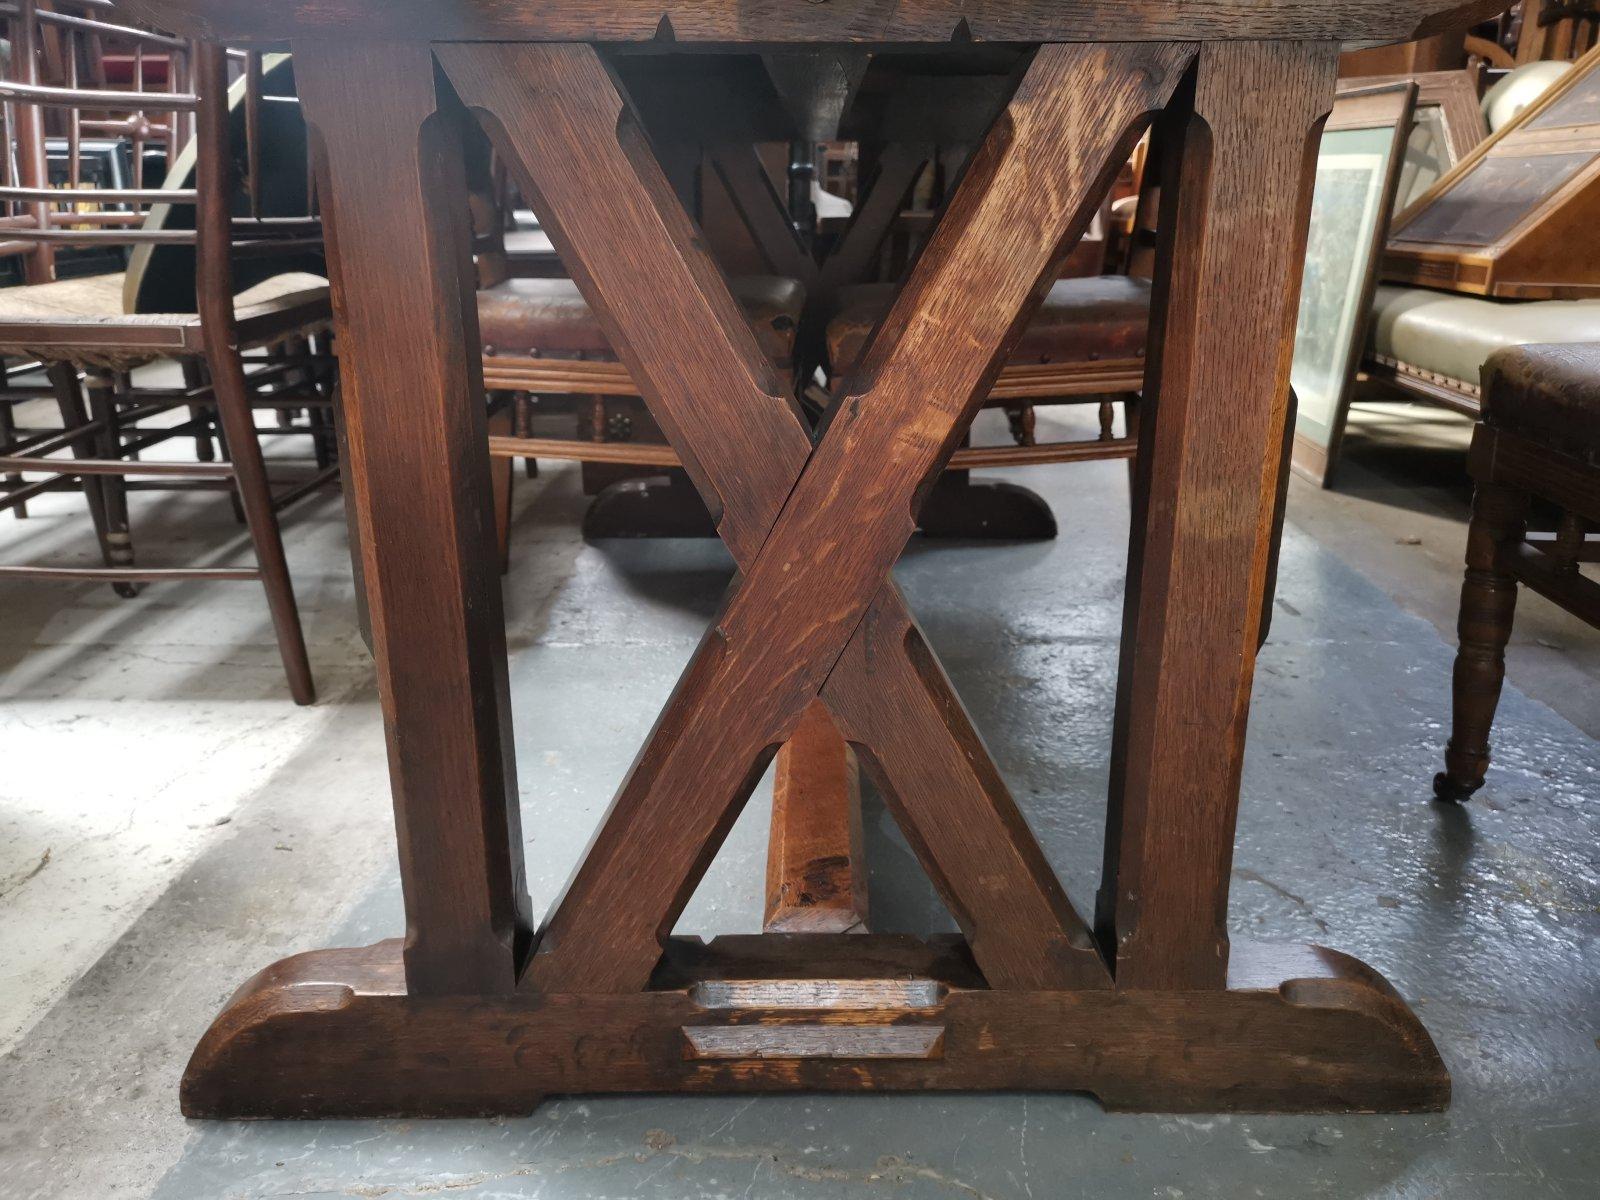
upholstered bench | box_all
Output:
[1367,285,1600,414]
[1437,341,1600,801]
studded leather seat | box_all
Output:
[825,275,1151,376]
[1481,342,1600,467]
[477,275,805,367]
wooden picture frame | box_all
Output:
[1291,81,1418,487]
[1356,69,1490,219]
[1385,42,1600,299]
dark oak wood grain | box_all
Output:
[440,40,1191,995]
[295,43,531,995]
[124,0,1505,49]
[1099,39,1341,990]
[180,937,1449,1118]
[158,0,1475,1117]
[765,701,868,935]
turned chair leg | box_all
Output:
[1436,481,1529,802]
[83,370,140,598]
[45,363,114,558]
[182,359,217,462]
[487,406,514,575]
[0,399,25,518]
[1124,391,1142,489]
[514,391,538,479]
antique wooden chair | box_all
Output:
[1514,0,1599,63]
[477,272,806,554]
[466,97,811,553]
[1437,341,1600,801]
[0,6,330,703]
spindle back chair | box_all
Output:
[0,1,333,704]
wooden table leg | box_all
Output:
[292,43,531,996]
[1098,41,1342,990]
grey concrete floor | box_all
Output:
[0,402,1596,1200]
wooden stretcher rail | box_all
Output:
[1,227,196,244]
[488,434,1138,470]
[0,2,190,50]
[0,564,262,582]
[0,186,198,203]
[0,455,237,478]
[986,360,1147,399]
[1506,541,1600,626]
[0,79,199,110]
[482,357,1148,402]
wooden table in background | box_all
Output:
[126,0,1503,1118]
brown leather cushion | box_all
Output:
[1482,342,1600,466]
[826,275,1151,374]
[477,275,804,364]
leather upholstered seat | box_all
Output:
[1481,342,1600,467]
[1368,285,1600,393]
[477,275,805,366]
[826,275,1151,375]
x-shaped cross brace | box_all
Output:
[185,34,1454,1120]
[439,40,1194,995]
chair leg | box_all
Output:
[203,360,248,525]
[1436,481,1529,803]
[0,400,25,518]
[488,407,514,576]
[181,358,216,462]
[210,349,316,705]
[1119,391,1142,495]
[313,405,334,469]
[83,370,139,598]
[515,391,538,479]
[45,363,112,555]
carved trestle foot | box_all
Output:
[183,936,1448,1119]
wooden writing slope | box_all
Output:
[1387,42,1600,298]
[123,0,1503,1118]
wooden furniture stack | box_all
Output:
[123,0,1505,1119]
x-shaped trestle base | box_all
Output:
[180,38,1450,1119]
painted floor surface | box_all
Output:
[0,411,1596,1199]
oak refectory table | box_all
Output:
[125,0,1500,1118]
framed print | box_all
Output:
[1291,81,1418,487]
[1356,70,1489,217]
